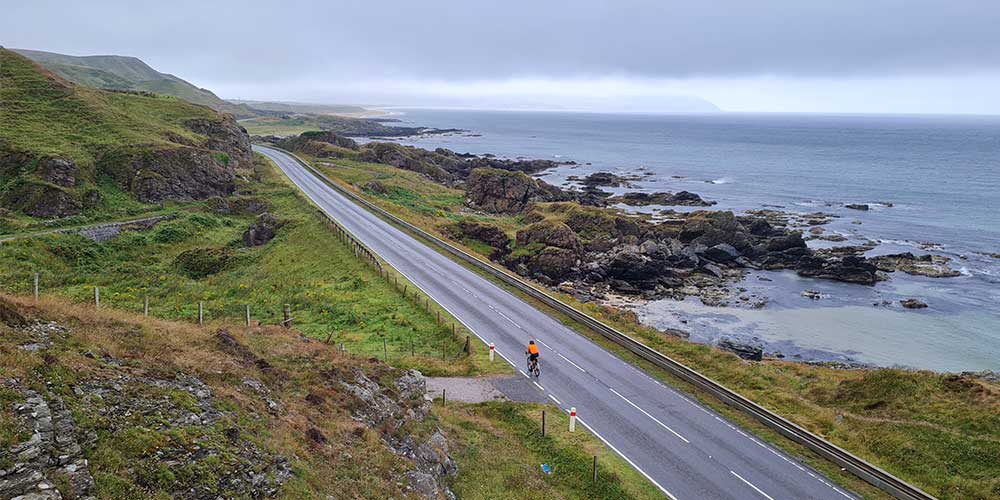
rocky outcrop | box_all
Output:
[611,190,715,207]
[445,220,510,257]
[101,146,236,203]
[516,220,579,250]
[242,212,285,246]
[0,387,97,500]
[341,369,457,500]
[36,157,77,187]
[465,168,538,214]
[870,252,961,278]
[184,115,253,169]
[796,255,879,285]
[2,182,82,217]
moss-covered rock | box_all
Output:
[445,220,511,257]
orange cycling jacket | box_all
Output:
[527,344,539,355]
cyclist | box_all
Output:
[526,340,540,374]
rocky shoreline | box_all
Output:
[274,131,968,364]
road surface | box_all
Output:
[257,145,856,500]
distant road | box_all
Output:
[257,145,856,500]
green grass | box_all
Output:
[299,152,1000,500]
[240,117,326,137]
[426,402,662,500]
[0,153,504,377]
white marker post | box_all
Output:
[569,407,577,432]
[94,287,100,307]
[489,344,495,362]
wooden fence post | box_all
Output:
[198,301,204,326]
[282,304,291,328]
[383,337,388,361]
[94,287,100,307]
[144,294,149,317]
[33,273,39,302]
[542,410,546,437]
[245,305,251,326]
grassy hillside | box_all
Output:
[0,155,662,498]
[0,48,251,230]
[13,48,257,118]
[291,149,1000,499]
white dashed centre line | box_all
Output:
[609,388,690,443]
[731,470,776,500]
[557,353,587,373]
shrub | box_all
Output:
[173,247,233,278]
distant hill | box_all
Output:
[0,49,252,223]
[231,100,369,116]
[12,48,258,118]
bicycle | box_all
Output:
[526,354,541,377]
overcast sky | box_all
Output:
[5,0,1000,114]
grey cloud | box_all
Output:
[4,0,1000,84]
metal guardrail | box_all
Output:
[269,145,937,500]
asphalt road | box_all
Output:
[257,145,857,500]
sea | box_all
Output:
[376,109,1000,372]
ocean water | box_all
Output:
[382,109,1000,372]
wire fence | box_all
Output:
[7,210,479,363]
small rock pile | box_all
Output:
[341,369,458,500]
[0,386,97,500]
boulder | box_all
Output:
[845,203,870,211]
[765,232,807,252]
[702,243,741,263]
[527,246,578,282]
[718,338,763,361]
[242,212,284,247]
[900,298,928,309]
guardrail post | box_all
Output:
[569,407,577,432]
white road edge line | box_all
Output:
[557,353,587,373]
[609,388,690,443]
[532,381,545,391]
[265,148,856,500]
[547,394,562,405]
[730,470,775,500]
[576,417,679,500]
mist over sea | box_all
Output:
[385,109,1000,372]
